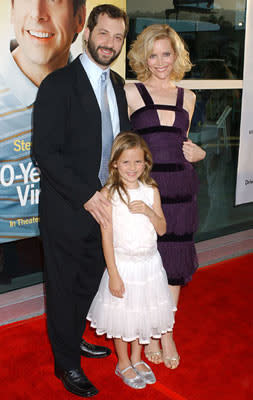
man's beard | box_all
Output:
[87,37,122,67]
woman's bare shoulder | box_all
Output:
[184,88,196,103]
[124,82,138,96]
[124,82,144,114]
[183,88,196,115]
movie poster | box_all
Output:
[0,0,126,244]
[0,1,81,243]
[235,0,253,205]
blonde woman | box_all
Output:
[125,24,206,369]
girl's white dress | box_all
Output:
[87,182,176,344]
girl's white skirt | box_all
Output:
[87,249,176,344]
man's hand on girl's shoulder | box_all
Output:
[83,191,111,228]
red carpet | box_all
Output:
[0,253,252,400]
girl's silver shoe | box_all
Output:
[133,361,156,384]
[115,364,146,389]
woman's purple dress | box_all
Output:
[130,83,198,285]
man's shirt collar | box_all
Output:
[0,46,38,107]
[80,50,110,86]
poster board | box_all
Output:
[0,0,126,243]
[235,1,253,205]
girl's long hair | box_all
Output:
[106,131,157,204]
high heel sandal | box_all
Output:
[144,348,163,364]
[163,354,180,369]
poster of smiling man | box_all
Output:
[0,0,86,243]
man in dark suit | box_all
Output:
[33,4,130,398]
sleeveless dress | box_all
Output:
[130,84,199,286]
[87,182,176,344]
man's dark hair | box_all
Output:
[87,4,129,38]
[73,0,86,15]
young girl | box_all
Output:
[87,132,176,389]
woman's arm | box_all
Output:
[183,89,206,162]
[100,188,125,298]
[128,187,166,236]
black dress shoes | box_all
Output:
[55,366,98,397]
[80,338,111,358]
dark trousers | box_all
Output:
[41,221,104,370]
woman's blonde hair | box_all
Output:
[106,131,157,204]
[128,24,192,82]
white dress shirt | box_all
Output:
[79,51,120,138]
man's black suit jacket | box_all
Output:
[33,56,130,239]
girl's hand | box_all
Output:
[109,274,125,298]
[128,200,152,217]
[183,139,206,163]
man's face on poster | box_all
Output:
[11,0,85,68]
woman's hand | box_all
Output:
[109,273,125,298]
[183,139,206,163]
